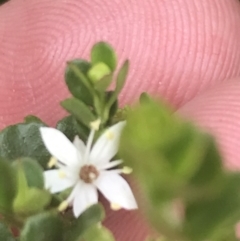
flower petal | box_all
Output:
[89,121,126,165]
[73,136,86,156]
[44,170,75,193]
[97,160,123,170]
[95,171,138,210]
[71,182,98,217]
[40,127,79,167]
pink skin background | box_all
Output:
[1,0,240,240]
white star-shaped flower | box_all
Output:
[40,121,137,217]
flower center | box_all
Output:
[79,165,99,183]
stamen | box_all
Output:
[110,203,121,211]
[106,131,114,140]
[58,170,67,178]
[58,201,69,212]
[122,166,133,174]
[90,119,101,131]
[47,156,57,168]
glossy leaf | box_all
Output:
[81,225,115,241]
[95,74,113,92]
[65,204,105,241]
[13,163,51,215]
[14,188,51,216]
[12,158,44,189]
[91,42,117,71]
[0,159,16,213]
[61,98,96,128]
[103,91,118,123]
[65,59,93,105]
[0,221,16,241]
[107,60,129,107]
[0,123,50,168]
[56,115,89,142]
[20,212,63,241]
[24,115,46,125]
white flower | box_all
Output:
[40,121,137,217]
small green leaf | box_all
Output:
[115,60,129,92]
[0,122,50,168]
[56,115,76,139]
[65,59,93,105]
[91,42,117,71]
[13,163,51,215]
[24,115,46,125]
[14,188,51,216]
[20,212,63,241]
[107,60,129,107]
[112,106,131,123]
[56,115,89,142]
[95,74,113,92]
[81,225,115,241]
[88,62,112,83]
[103,91,118,123]
[61,98,96,128]
[65,204,105,241]
[12,158,44,189]
[0,221,16,241]
[140,92,153,104]
[0,159,16,213]
[185,174,240,241]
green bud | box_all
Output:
[88,62,111,83]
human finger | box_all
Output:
[0,0,240,129]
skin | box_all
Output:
[1,0,240,240]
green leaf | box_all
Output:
[107,60,129,107]
[103,91,118,123]
[65,59,93,105]
[111,106,131,123]
[188,134,223,189]
[65,204,105,241]
[24,115,46,125]
[184,174,240,241]
[140,92,153,104]
[119,101,218,199]
[61,98,96,128]
[88,62,112,83]
[12,158,44,189]
[119,100,225,239]
[0,159,16,213]
[13,162,51,216]
[0,221,16,241]
[14,188,51,216]
[56,115,89,142]
[91,42,117,71]
[20,212,63,241]
[0,122,50,168]
[95,74,113,92]
[81,225,115,241]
